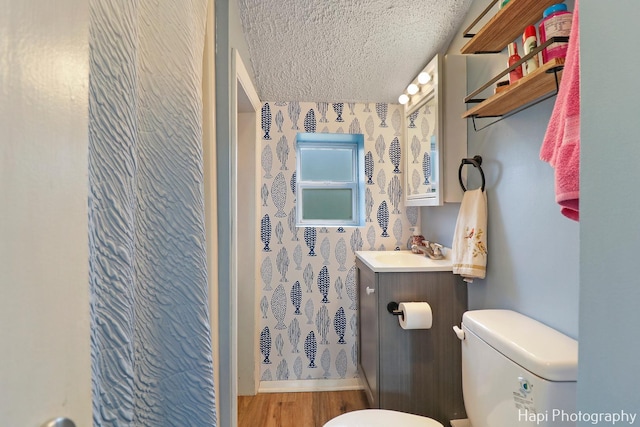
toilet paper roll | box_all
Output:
[398,302,432,330]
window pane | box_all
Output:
[299,147,353,181]
[302,189,353,220]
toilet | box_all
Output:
[324,309,578,427]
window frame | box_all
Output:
[295,132,365,227]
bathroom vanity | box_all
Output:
[355,251,467,424]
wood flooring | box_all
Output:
[238,390,369,427]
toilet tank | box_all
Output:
[460,310,578,427]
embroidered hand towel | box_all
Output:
[452,188,488,282]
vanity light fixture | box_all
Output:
[407,83,419,95]
[398,60,437,110]
[418,71,432,85]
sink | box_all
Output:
[373,252,416,265]
[355,249,453,272]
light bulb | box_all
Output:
[407,83,419,95]
[398,94,409,105]
[418,72,431,84]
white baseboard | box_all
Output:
[258,378,364,393]
[450,419,470,427]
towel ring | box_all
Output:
[458,155,485,192]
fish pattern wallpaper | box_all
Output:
[258,101,420,383]
[406,100,439,197]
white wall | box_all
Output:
[237,107,259,395]
[214,0,235,421]
[423,0,580,338]
[579,0,640,418]
[0,1,92,424]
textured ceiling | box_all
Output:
[238,0,473,103]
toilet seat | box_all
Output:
[323,409,444,427]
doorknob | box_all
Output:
[366,286,375,295]
[43,418,76,427]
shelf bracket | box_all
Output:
[462,0,500,40]
[469,66,562,132]
[464,37,567,104]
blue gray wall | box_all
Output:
[423,0,580,339]
[464,93,579,338]
[579,0,640,418]
[425,0,640,416]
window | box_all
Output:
[296,133,364,227]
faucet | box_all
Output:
[411,240,445,260]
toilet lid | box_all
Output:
[323,409,443,427]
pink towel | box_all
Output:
[540,0,580,221]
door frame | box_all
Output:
[233,49,262,397]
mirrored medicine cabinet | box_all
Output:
[403,54,467,206]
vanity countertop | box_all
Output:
[355,249,453,273]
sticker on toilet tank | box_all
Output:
[513,390,536,414]
[513,378,537,415]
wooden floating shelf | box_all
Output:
[461,0,560,54]
[462,58,564,119]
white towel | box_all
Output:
[452,188,488,282]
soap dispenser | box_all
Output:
[410,226,425,254]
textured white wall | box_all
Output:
[0,0,92,425]
[88,0,216,424]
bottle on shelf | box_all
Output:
[539,3,572,64]
[507,42,523,84]
[522,26,539,76]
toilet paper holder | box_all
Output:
[387,302,404,320]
